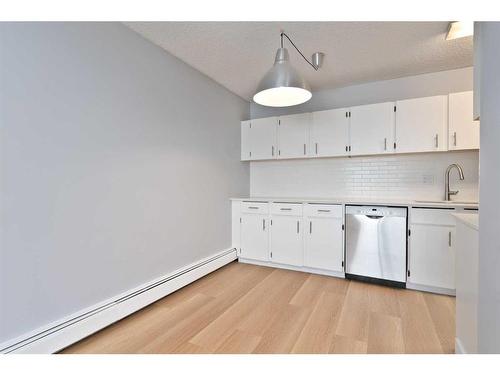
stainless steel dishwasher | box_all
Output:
[345,205,407,287]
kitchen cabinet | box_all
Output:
[395,95,448,153]
[233,199,474,295]
[304,204,344,272]
[241,91,479,161]
[277,113,311,159]
[241,120,251,161]
[270,203,303,266]
[349,102,395,156]
[240,202,269,261]
[408,208,456,293]
[448,91,480,150]
[310,108,350,157]
[240,117,277,161]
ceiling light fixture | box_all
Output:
[253,31,324,107]
[446,21,474,40]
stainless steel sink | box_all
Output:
[414,199,478,205]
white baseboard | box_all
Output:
[1,248,237,354]
[238,258,345,279]
[406,282,456,296]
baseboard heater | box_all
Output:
[0,248,237,354]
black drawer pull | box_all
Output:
[318,209,331,212]
[280,208,292,211]
[248,206,259,209]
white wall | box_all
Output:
[251,67,473,119]
[251,151,478,201]
[0,23,249,344]
[477,22,500,354]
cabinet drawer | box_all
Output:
[304,204,342,218]
[241,201,269,214]
[271,202,303,216]
[411,208,456,226]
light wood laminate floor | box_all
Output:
[62,261,455,354]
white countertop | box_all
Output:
[231,196,479,209]
[453,213,479,230]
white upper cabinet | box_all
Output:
[349,102,395,156]
[277,113,311,159]
[250,117,278,160]
[311,108,350,157]
[241,92,479,161]
[241,120,251,161]
[448,91,480,150]
[241,117,278,161]
[395,95,448,153]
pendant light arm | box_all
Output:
[280,32,319,71]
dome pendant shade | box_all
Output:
[253,48,312,107]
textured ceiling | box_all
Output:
[124,22,473,102]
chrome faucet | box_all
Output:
[445,163,465,201]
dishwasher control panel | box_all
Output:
[345,205,407,218]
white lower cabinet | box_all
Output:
[304,204,344,272]
[270,203,303,266]
[240,202,269,261]
[234,200,466,295]
[237,201,345,275]
[408,208,456,292]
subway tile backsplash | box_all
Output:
[250,150,479,201]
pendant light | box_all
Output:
[253,32,324,107]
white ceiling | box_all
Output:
[124,22,473,102]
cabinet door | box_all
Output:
[395,95,448,153]
[241,121,251,161]
[270,216,303,266]
[449,91,480,150]
[409,224,456,290]
[304,217,344,272]
[240,214,269,261]
[249,117,278,160]
[277,113,310,159]
[311,108,350,157]
[349,102,395,156]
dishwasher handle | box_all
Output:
[365,214,384,219]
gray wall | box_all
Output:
[250,67,473,119]
[477,22,500,353]
[0,22,249,344]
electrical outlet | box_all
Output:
[422,174,435,184]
